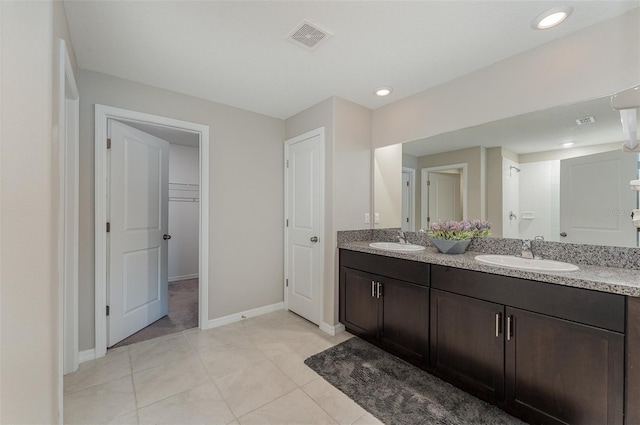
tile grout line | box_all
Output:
[127,347,141,424]
[190,331,240,423]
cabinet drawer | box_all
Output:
[340,249,429,286]
[431,265,625,332]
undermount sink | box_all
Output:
[369,242,426,252]
[475,255,579,272]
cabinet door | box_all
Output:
[339,267,379,338]
[505,307,624,425]
[379,277,429,366]
[430,289,505,401]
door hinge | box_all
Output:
[106,305,110,316]
[427,216,431,222]
[286,159,289,168]
[106,222,110,232]
[406,181,409,187]
[406,217,409,223]
[286,278,289,287]
[107,138,111,149]
[427,180,431,186]
[286,219,289,227]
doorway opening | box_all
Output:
[421,163,468,229]
[109,120,201,348]
[401,167,415,231]
[94,105,210,358]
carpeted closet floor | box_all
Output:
[112,278,199,348]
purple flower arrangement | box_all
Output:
[428,220,491,241]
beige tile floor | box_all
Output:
[64,310,384,425]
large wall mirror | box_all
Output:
[374,95,640,248]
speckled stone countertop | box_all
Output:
[339,241,640,297]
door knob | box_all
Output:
[163,234,172,240]
[310,236,319,243]
[560,232,567,237]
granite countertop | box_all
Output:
[339,241,640,297]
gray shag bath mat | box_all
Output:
[304,337,524,425]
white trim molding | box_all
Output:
[57,38,80,425]
[206,302,285,329]
[79,349,97,364]
[168,274,199,283]
[94,105,210,358]
[320,322,346,336]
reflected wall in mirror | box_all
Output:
[375,95,640,247]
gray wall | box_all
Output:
[78,70,285,350]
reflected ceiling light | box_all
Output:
[532,6,573,30]
[562,142,575,148]
[375,87,393,97]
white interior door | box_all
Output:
[285,130,323,325]
[427,172,462,224]
[560,150,638,247]
[108,120,170,346]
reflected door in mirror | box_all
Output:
[427,172,462,226]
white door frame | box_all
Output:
[95,104,210,358]
[57,38,79,424]
[402,167,415,231]
[421,163,468,228]
[283,127,325,325]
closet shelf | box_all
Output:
[169,182,199,202]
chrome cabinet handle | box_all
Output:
[495,313,502,337]
[507,315,513,341]
[163,234,171,240]
[376,282,382,298]
[371,281,375,297]
[310,236,319,243]
[560,232,567,237]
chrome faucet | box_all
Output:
[520,239,534,259]
[397,230,408,244]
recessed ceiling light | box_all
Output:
[562,142,575,148]
[375,87,393,97]
[532,6,573,30]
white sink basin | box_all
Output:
[475,255,579,272]
[369,242,426,252]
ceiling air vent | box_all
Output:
[576,116,596,125]
[287,19,332,51]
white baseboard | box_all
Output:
[205,302,284,329]
[169,273,199,282]
[319,322,346,336]
[79,348,96,364]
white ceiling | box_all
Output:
[64,1,639,119]
[402,95,626,157]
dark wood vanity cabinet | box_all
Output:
[430,289,505,401]
[431,265,625,425]
[505,307,624,425]
[339,250,429,366]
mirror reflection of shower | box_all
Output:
[509,165,521,177]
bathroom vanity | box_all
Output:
[339,243,640,425]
